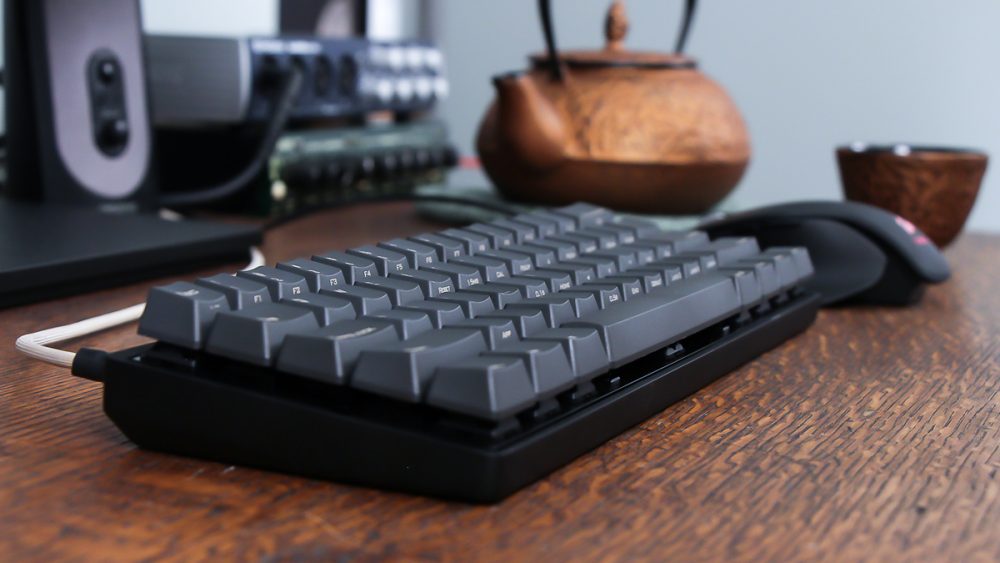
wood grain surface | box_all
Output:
[2,202,999,562]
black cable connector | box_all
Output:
[71,347,109,382]
[158,64,305,208]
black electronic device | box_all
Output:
[258,121,457,216]
[0,201,261,308]
[71,203,819,502]
[702,200,950,306]
[3,0,157,209]
[155,120,457,215]
[146,34,447,127]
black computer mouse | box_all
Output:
[701,201,950,306]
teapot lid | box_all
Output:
[531,0,697,71]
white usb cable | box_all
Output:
[15,246,266,368]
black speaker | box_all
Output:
[3,0,156,210]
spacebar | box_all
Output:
[564,272,741,368]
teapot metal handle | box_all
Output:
[537,0,699,81]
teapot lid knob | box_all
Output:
[604,0,628,52]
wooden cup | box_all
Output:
[836,144,987,247]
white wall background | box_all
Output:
[3,0,997,231]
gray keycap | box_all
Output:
[530,327,610,381]
[319,284,392,315]
[489,276,549,299]
[553,202,612,228]
[602,274,653,297]
[577,227,619,250]
[276,319,398,384]
[617,244,656,265]
[649,257,703,278]
[356,276,424,306]
[378,238,438,268]
[422,262,484,289]
[364,309,434,339]
[237,266,310,300]
[399,299,466,329]
[628,266,682,286]
[425,356,537,420]
[525,238,579,260]
[449,255,510,282]
[716,267,763,308]
[590,248,638,271]
[549,233,599,254]
[138,282,229,349]
[763,247,814,280]
[611,216,661,239]
[642,230,710,254]
[697,237,761,266]
[276,259,348,292]
[347,245,409,276]
[517,269,574,292]
[451,317,520,349]
[546,262,596,284]
[732,259,780,298]
[505,296,577,328]
[206,302,320,366]
[522,210,576,233]
[430,291,495,318]
[628,238,673,259]
[196,274,271,309]
[390,269,455,297]
[479,249,534,275]
[507,244,556,268]
[510,213,559,238]
[577,283,623,308]
[464,283,523,308]
[281,292,356,326]
[313,251,379,284]
[409,233,465,261]
[564,272,741,367]
[439,228,490,254]
[490,218,536,243]
[465,223,515,248]
[478,309,549,337]
[352,328,488,402]
[756,251,799,290]
[482,340,577,399]
[564,256,617,278]
[591,224,636,245]
[552,291,600,318]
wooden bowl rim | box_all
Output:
[837,143,987,159]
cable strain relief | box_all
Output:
[71,348,109,382]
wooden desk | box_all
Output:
[2,203,998,561]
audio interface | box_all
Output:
[215,120,457,217]
[146,35,448,127]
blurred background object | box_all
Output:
[476,0,750,214]
[0,0,997,231]
[837,144,987,247]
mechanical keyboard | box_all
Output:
[82,202,820,502]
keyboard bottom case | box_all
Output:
[98,292,820,503]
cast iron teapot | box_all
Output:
[476,0,750,214]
